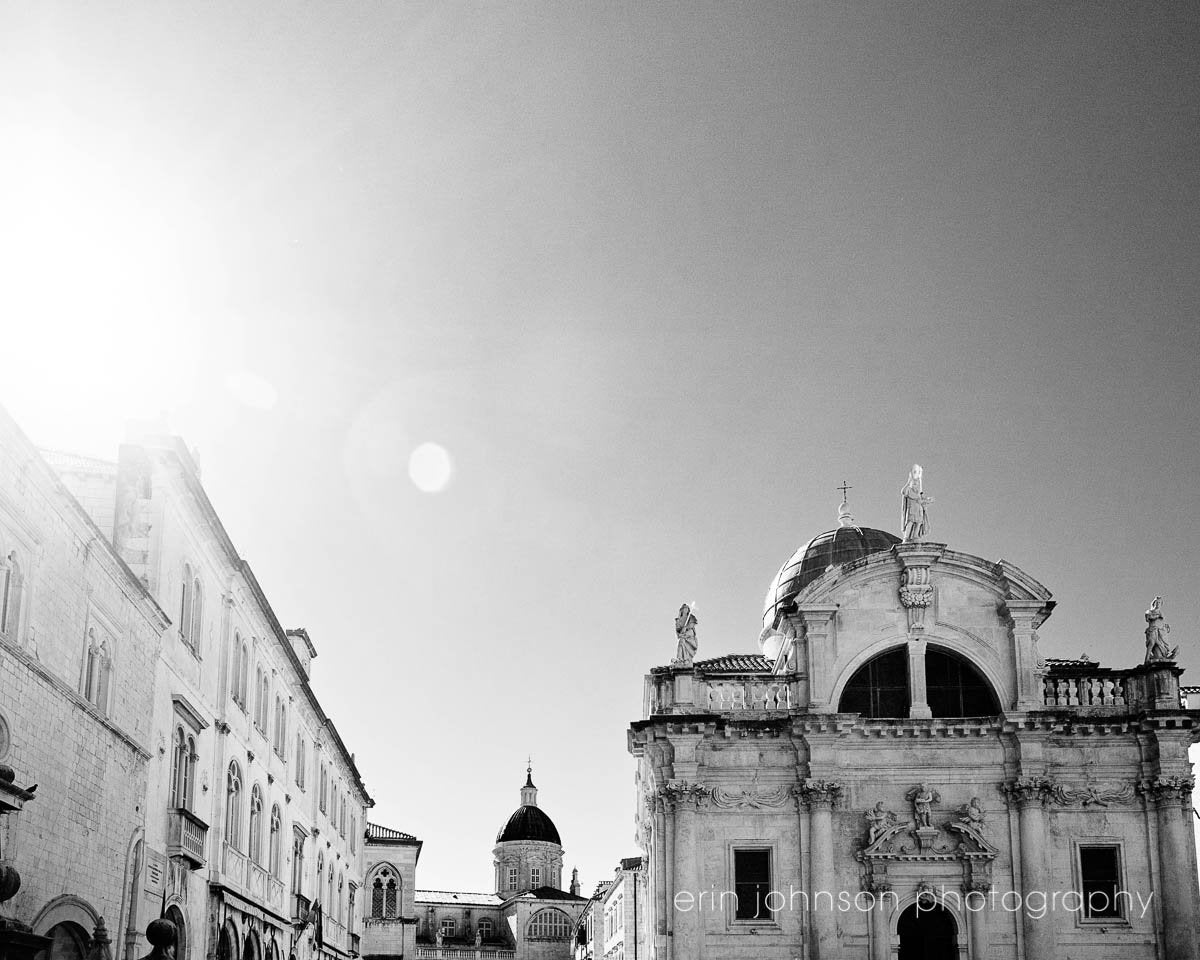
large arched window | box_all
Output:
[526,909,572,940]
[248,784,264,864]
[170,726,196,810]
[239,641,250,709]
[254,666,266,730]
[838,646,999,718]
[180,564,193,643]
[268,804,282,876]
[839,648,909,717]
[225,762,243,847]
[190,579,203,648]
[926,648,999,717]
[231,635,245,708]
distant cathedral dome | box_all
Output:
[495,768,562,845]
[762,497,899,633]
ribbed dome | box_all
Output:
[763,525,900,629]
[496,805,561,845]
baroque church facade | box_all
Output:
[629,475,1200,959]
[362,769,588,960]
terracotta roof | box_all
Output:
[695,654,772,672]
[367,822,419,843]
[416,890,503,907]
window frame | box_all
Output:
[729,845,776,926]
[1072,838,1131,926]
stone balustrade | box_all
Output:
[705,677,791,711]
[413,948,515,959]
[220,842,286,916]
[1041,661,1184,712]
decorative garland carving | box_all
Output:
[899,567,934,632]
[708,785,793,810]
[1048,783,1136,807]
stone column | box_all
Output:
[906,639,931,719]
[868,882,890,960]
[800,780,843,960]
[669,784,703,960]
[652,795,669,959]
[1141,777,1199,960]
[1000,600,1052,711]
[966,889,989,960]
[663,793,676,960]
[1003,778,1054,959]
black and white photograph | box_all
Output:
[2,4,1199,959]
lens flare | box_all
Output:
[408,442,453,493]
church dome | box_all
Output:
[495,767,561,845]
[763,512,899,630]
[496,805,561,845]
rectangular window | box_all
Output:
[1080,846,1123,919]
[508,867,518,890]
[531,867,541,887]
[733,849,772,921]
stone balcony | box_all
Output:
[220,842,286,917]
[167,808,208,868]
[644,656,1188,719]
[413,947,515,960]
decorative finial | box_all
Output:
[900,464,934,542]
[672,602,698,667]
[836,481,855,527]
[1145,596,1178,662]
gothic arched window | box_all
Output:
[269,804,282,876]
[83,629,113,714]
[170,726,196,810]
[225,761,243,847]
[249,784,264,864]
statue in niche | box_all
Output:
[1145,596,1178,662]
[673,603,698,666]
[905,783,940,827]
[865,801,898,845]
[900,464,934,542]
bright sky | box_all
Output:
[3,3,1199,892]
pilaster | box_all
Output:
[796,605,839,712]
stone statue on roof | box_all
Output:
[1145,596,1178,662]
[901,464,934,542]
[673,603,698,667]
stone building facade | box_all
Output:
[0,403,372,960]
[0,409,169,960]
[49,432,373,960]
[629,498,1200,959]
[572,858,648,960]
[362,771,587,960]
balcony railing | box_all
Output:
[350,933,360,956]
[292,893,312,924]
[1041,661,1186,712]
[414,949,515,960]
[220,842,286,916]
[167,808,208,868]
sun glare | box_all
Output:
[408,442,454,493]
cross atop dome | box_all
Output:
[837,480,856,527]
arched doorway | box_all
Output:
[217,923,238,960]
[43,922,89,960]
[164,905,187,960]
[241,930,260,960]
[897,903,958,960]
